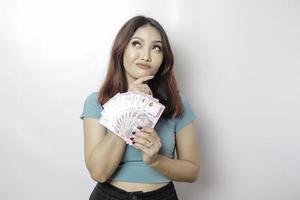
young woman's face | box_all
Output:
[123,25,163,84]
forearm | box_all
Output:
[149,154,199,182]
[87,132,126,182]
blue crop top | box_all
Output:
[80,92,196,183]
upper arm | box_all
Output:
[175,122,200,168]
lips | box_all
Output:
[136,63,150,69]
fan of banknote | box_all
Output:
[99,91,165,145]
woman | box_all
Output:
[80,15,200,200]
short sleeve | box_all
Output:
[80,92,103,120]
[174,95,196,133]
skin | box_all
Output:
[123,25,163,87]
[83,24,200,192]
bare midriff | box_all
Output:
[108,180,169,192]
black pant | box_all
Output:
[89,181,179,200]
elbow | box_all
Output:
[86,161,109,183]
[187,165,200,183]
[89,167,109,183]
[188,174,198,183]
[90,171,109,183]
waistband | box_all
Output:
[96,181,176,199]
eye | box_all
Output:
[153,45,162,52]
[131,40,141,47]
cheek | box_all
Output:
[123,52,129,67]
[124,49,138,65]
[153,54,163,68]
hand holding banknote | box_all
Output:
[130,126,162,166]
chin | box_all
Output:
[136,73,153,78]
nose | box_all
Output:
[141,48,151,62]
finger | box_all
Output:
[129,83,152,95]
[141,84,153,94]
[139,127,154,134]
[139,84,150,89]
[133,142,151,154]
[135,84,149,91]
[138,128,160,143]
[132,134,155,147]
[128,85,150,94]
[133,75,154,84]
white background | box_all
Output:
[0,0,299,199]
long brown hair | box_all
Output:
[98,15,183,119]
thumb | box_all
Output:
[133,75,154,84]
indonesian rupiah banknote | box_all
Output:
[99,91,165,145]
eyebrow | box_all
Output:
[131,36,162,44]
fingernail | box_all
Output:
[133,142,135,144]
[137,126,142,130]
[130,137,134,140]
[132,131,136,135]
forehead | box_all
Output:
[131,25,162,41]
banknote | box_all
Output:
[98,91,165,145]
